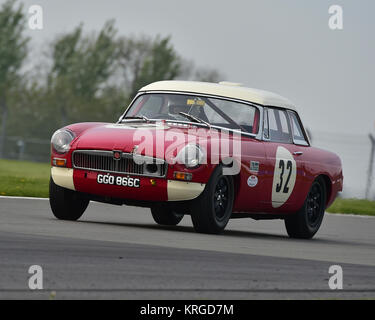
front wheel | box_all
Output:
[190,165,234,234]
[49,177,89,221]
[284,177,327,239]
[151,203,184,226]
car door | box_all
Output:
[262,107,303,211]
[233,135,267,212]
[211,102,267,213]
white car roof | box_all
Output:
[139,80,296,110]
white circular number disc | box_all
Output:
[271,146,297,208]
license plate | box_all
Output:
[96,174,140,188]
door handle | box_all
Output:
[293,151,303,156]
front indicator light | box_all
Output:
[53,158,67,167]
[174,171,192,181]
[150,179,157,186]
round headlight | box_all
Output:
[176,144,205,168]
[51,129,75,154]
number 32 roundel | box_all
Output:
[271,146,297,208]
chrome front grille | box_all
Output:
[72,150,167,177]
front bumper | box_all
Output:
[51,167,205,202]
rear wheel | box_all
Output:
[151,203,184,226]
[49,177,89,221]
[190,165,234,234]
[284,177,326,239]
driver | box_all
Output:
[167,96,191,119]
[169,104,190,116]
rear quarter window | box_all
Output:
[267,108,292,143]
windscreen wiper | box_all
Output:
[179,112,211,128]
[121,115,151,123]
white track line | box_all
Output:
[326,212,375,218]
[0,195,48,201]
[0,196,373,218]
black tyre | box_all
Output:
[151,203,184,226]
[284,177,327,239]
[49,177,89,221]
[190,165,234,234]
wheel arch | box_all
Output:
[316,174,332,207]
[215,158,241,204]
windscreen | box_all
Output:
[124,93,260,134]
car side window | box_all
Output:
[266,108,292,143]
[289,111,308,146]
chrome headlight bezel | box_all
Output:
[176,144,205,168]
[51,129,75,154]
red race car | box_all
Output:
[49,81,343,238]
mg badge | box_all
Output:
[113,151,122,160]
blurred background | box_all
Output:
[0,0,374,199]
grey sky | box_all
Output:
[3,0,372,135]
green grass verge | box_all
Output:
[0,159,50,198]
[0,159,374,216]
[327,198,375,216]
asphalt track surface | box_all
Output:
[0,197,374,299]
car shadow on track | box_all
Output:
[73,218,357,246]
[44,212,375,248]
[77,219,287,238]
